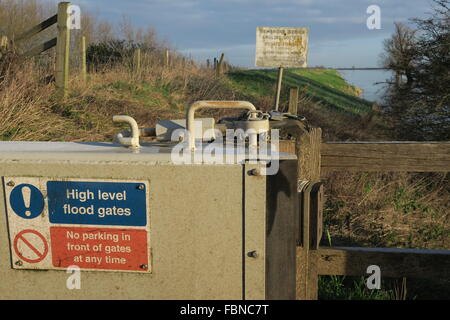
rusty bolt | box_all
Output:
[6,181,15,187]
[247,251,258,258]
[140,264,148,269]
[248,168,261,176]
[137,184,145,190]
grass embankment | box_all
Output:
[228,69,370,115]
[0,59,448,299]
[227,68,387,141]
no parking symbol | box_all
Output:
[13,230,49,264]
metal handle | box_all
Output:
[113,115,140,149]
[186,101,257,151]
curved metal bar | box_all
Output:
[186,101,257,151]
[113,115,141,149]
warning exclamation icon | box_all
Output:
[21,186,32,217]
[9,184,45,219]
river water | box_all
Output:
[338,70,393,103]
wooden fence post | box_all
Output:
[134,48,141,74]
[0,36,8,59]
[55,1,71,99]
[206,59,210,69]
[289,87,299,115]
[165,49,169,68]
[216,53,224,77]
[296,127,322,300]
[81,36,87,83]
[0,36,8,49]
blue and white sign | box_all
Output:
[47,181,148,226]
[9,184,45,219]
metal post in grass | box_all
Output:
[81,36,87,84]
[55,1,71,99]
[274,67,284,111]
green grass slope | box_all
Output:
[227,68,372,115]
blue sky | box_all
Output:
[74,0,434,68]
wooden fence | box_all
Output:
[279,135,450,299]
[206,53,231,76]
[1,2,72,98]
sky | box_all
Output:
[73,0,435,68]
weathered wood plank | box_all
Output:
[321,142,450,172]
[281,141,450,172]
[298,128,322,182]
[313,247,450,279]
[279,140,296,154]
[15,14,57,43]
[288,87,299,115]
[296,127,321,300]
[22,37,57,57]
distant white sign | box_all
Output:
[255,27,309,68]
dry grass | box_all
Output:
[323,171,450,249]
[0,59,60,140]
[0,49,245,143]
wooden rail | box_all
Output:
[14,14,57,43]
[279,141,450,173]
[279,135,450,300]
[321,142,450,173]
[22,38,57,57]
[314,247,450,279]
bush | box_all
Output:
[87,39,158,71]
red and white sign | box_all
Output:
[4,177,151,273]
[51,227,149,271]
